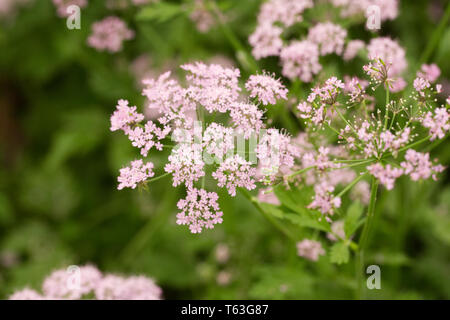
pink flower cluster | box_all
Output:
[400,150,445,181]
[367,150,444,190]
[367,37,407,77]
[213,155,257,196]
[256,129,300,183]
[249,1,402,83]
[189,0,215,33]
[367,163,403,190]
[112,63,293,233]
[343,40,365,61]
[422,107,450,141]
[87,16,134,53]
[296,239,325,261]
[176,188,223,233]
[9,265,162,300]
[308,181,341,215]
[280,40,322,82]
[53,0,87,17]
[245,73,288,105]
[307,22,347,56]
[330,0,399,22]
[118,159,155,190]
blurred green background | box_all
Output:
[0,0,449,299]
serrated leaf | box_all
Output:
[284,213,331,232]
[274,184,314,214]
[274,185,331,232]
[344,201,364,238]
[330,242,350,265]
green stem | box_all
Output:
[383,135,431,158]
[356,176,379,299]
[146,172,171,184]
[208,1,259,73]
[336,172,367,198]
[384,86,390,130]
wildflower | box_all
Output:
[95,275,162,300]
[307,22,347,56]
[127,121,170,157]
[280,40,322,82]
[249,24,283,60]
[331,0,399,22]
[308,77,344,105]
[182,62,241,113]
[417,64,441,83]
[202,123,234,160]
[367,163,403,190]
[53,0,87,17]
[400,150,445,181]
[296,239,325,261]
[308,181,341,215]
[414,77,431,97]
[230,102,264,139]
[189,0,215,33]
[302,147,339,171]
[257,129,299,169]
[215,244,230,264]
[42,265,102,299]
[421,107,450,140]
[327,221,346,241]
[164,143,205,188]
[117,160,155,190]
[367,37,407,76]
[389,77,407,93]
[142,71,195,128]
[110,99,144,134]
[257,0,313,27]
[87,16,134,53]
[212,155,257,196]
[9,288,45,300]
[343,76,368,102]
[343,40,365,61]
[245,73,288,105]
[176,188,223,233]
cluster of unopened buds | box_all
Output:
[9,265,162,300]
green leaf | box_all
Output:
[330,242,350,265]
[344,201,364,238]
[273,184,314,213]
[284,213,331,232]
[136,3,184,23]
[273,185,331,232]
[259,203,284,219]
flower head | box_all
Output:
[87,16,134,53]
[118,160,155,190]
[296,239,325,261]
[176,188,223,233]
[245,73,288,105]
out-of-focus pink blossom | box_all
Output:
[87,16,134,53]
[296,239,325,261]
